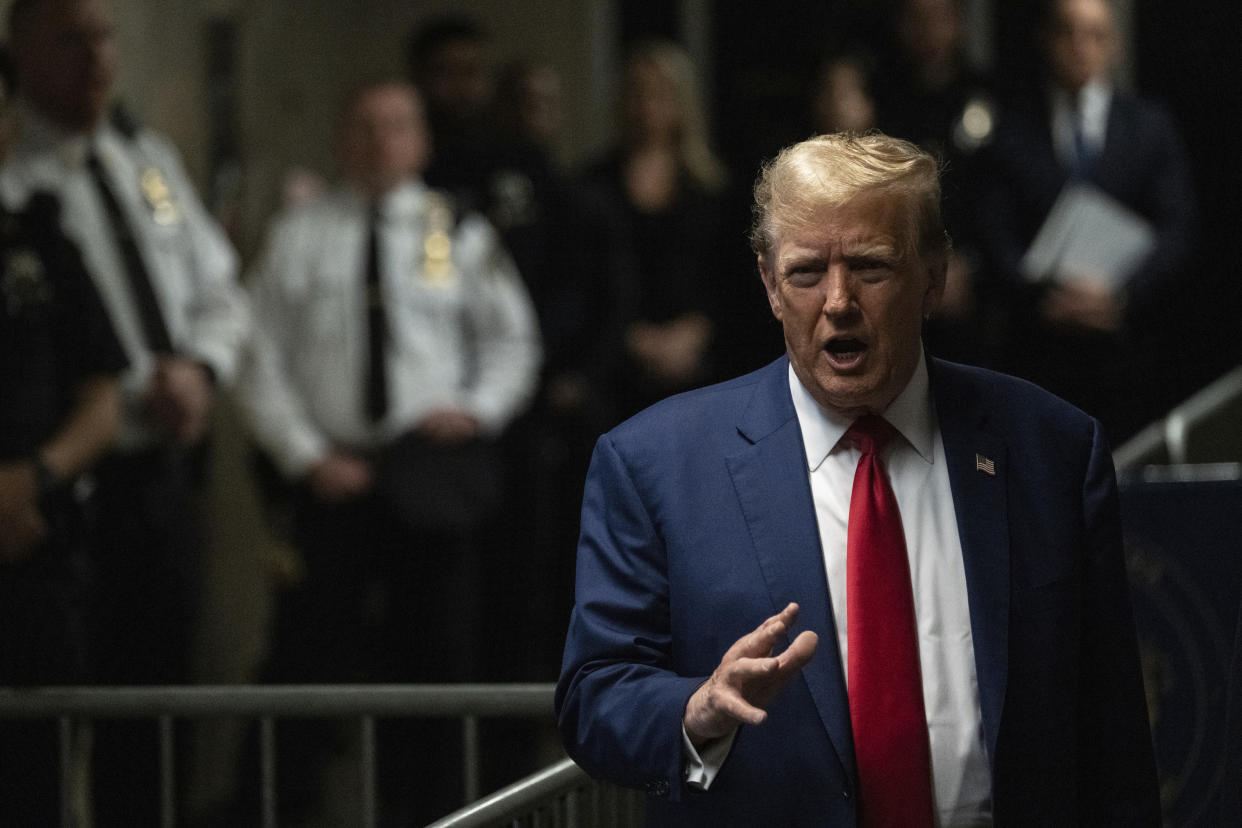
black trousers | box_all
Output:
[89,447,205,827]
[0,496,91,827]
[259,487,486,827]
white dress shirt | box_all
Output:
[1051,79,1112,171]
[241,179,542,478]
[688,353,992,827]
[0,104,248,450]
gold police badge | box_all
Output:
[419,192,456,286]
[140,167,180,225]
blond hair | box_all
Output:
[749,131,947,260]
[623,39,727,193]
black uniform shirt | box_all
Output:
[0,193,128,460]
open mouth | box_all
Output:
[823,337,867,369]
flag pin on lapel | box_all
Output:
[975,453,996,476]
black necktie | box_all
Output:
[1070,107,1095,180]
[86,148,173,353]
[365,204,389,422]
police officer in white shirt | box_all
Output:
[0,1,248,823]
[243,82,540,499]
[239,78,540,825]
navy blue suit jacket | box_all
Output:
[556,356,1159,826]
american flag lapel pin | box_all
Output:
[975,453,996,476]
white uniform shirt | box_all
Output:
[688,353,992,827]
[0,104,248,450]
[242,179,542,479]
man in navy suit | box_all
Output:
[556,133,1159,826]
[976,0,1195,442]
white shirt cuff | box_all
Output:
[681,725,738,790]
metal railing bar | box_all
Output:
[259,716,276,828]
[426,757,590,828]
[1113,419,1166,473]
[3,684,578,826]
[1136,461,1242,484]
[58,716,72,828]
[565,784,578,828]
[463,714,480,804]
[360,714,377,828]
[159,715,175,828]
[0,684,554,719]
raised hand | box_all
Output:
[683,602,818,747]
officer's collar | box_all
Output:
[343,177,429,219]
[13,98,119,167]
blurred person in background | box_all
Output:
[239,79,540,825]
[1,0,248,822]
[407,13,499,215]
[462,56,638,788]
[0,193,126,827]
[486,58,632,680]
[809,51,877,136]
[0,43,16,158]
[582,38,727,418]
[489,58,630,426]
[873,0,994,163]
[975,0,1195,442]
[1,48,127,825]
[873,0,1000,368]
[493,59,562,152]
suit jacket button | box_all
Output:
[647,779,670,796]
[842,787,851,800]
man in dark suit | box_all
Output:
[556,133,1159,826]
[975,0,1195,442]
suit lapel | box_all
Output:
[725,359,856,780]
[930,359,1010,771]
[723,359,1014,778]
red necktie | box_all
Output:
[845,414,935,828]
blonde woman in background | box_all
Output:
[582,38,727,418]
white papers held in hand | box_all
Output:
[1020,182,1156,289]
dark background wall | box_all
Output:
[1131,0,1242,399]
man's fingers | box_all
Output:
[726,603,802,660]
[743,631,818,711]
[685,666,770,743]
[771,602,800,628]
[767,603,801,641]
[704,671,773,726]
[715,643,811,723]
[722,654,781,683]
[775,630,818,674]
[686,609,816,743]
[714,691,768,726]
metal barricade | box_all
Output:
[1114,365,1242,472]
[0,683,555,828]
[428,757,645,828]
